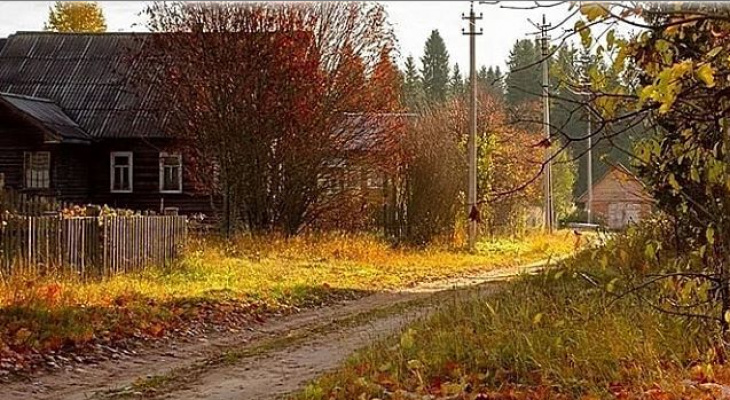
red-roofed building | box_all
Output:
[576,164,654,229]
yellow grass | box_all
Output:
[0,231,575,360]
[294,232,714,400]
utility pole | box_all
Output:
[539,14,554,233]
[579,53,593,224]
[587,109,593,224]
[463,1,482,250]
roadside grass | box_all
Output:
[295,232,717,400]
[0,231,574,369]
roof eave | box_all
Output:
[0,95,91,143]
[0,97,62,142]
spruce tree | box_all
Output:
[504,39,541,106]
[494,66,504,93]
[477,65,488,88]
[449,63,464,98]
[420,30,450,104]
[402,55,424,110]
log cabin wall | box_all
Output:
[89,138,215,215]
[0,108,42,191]
[0,108,90,201]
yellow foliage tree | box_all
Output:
[45,2,107,33]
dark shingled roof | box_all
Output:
[0,32,166,139]
[0,92,90,141]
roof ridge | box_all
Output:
[0,92,54,103]
[11,31,149,36]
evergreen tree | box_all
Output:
[485,66,495,84]
[493,66,505,93]
[402,55,424,110]
[449,63,464,98]
[504,39,541,106]
[476,65,488,87]
[484,66,505,99]
[420,30,450,104]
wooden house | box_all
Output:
[0,32,211,214]
[576,163,654,229]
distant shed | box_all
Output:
[576,164,654,230]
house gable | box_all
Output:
[577,164,653,205]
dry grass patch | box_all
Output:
[0,231,574,373]
[295,234,716,400]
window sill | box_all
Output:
[110,190,133,194]
[160,190,183,194]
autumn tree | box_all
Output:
[472,91,544,234]
[398,106,465,244]
[371,47,403,111]
[140,2,399,235]
[393,83,546,243]
[45,1,106,32]
[539,2,730,349]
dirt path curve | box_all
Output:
[0,258,559,400]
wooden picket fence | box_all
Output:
[0,188,70,216]
[0,215,188,279]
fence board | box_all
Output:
[0,215,187,279]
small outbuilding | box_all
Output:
[576,164,654,230]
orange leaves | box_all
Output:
[139,2,402,233]
[370,46,404,112]
[12,328,32,347]
[147,323,165,338]
[373,371,398,391]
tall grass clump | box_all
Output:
[298,225,714,399]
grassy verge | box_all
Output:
[0,231,574,372]
[295,233,721,400]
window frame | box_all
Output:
[159,152,183,194]
[365,170,383,190]
[23,151,51,189]
[110,151,133,193]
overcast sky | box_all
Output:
[0,1,576,70]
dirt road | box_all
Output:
[1,259,558,400]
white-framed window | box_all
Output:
[24,151,50,189]
[365,170,383,189]
[110,151,133,193]
[344,166,361,190]
[159,152,182,193]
